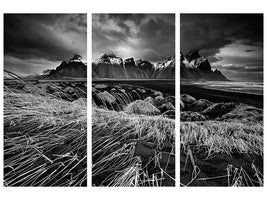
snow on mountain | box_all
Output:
[180,51,228,81]
[92,54,175,79]
[95,54,123,65]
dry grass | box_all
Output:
[180,121,263,156]
[124,100,160,116]
[92,107,175,186]
[4,80,87,186]
[180,120,263,186]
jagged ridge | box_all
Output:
[49,55,87,78]
[180,50,228,81]
[92,54,175,79]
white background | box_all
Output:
[0,0,266,199]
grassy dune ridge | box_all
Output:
[92,107,175,186]
[4,81,87,186]
[92,83,176,186]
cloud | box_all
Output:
[180,14,263,56]
[92,14,175,62]
[181,14,263,82]
[4,14,87,75]
[4,55,60,76]
[180,22,231,54]
[212,62,263,82]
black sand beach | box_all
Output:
[181,84,263,108]
[93,79,175,95]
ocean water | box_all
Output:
[192,81,263,95]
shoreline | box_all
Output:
[181,84,263,108]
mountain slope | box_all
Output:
[180,51,228,81]
[49,55,87,78]
[92,54,175,80]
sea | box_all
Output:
[189,81,263,95]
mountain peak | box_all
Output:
[69,54,83,63]
[181,51,228,81]
[95,54,123,65]
[155,57,175,70]
[186,50,201,62]
[48,56,87,78]
[92,55,175,79]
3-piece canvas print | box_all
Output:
[3,13,263,187]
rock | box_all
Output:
[97,91,116,104]
[136,88,146,94]
[144,96,154,105]
[64,87,75,94]
[115,85,122,89]
[162,96,175,106]
[159,102,175,113]
[124,100,160,116]
[94,84,109,90]
[221,104,263,122]
[155,95,164,103]
[181,94,196,105]
[154,91,163,97]
[72,98,87,106]
[202,102,237,118]
[189,99,212,112]
[181,111,206,121]
[163,110,175,119]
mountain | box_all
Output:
[48,55,87,78]
[180,51,228,81]
[92,54,175,79]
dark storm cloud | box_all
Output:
[181,14,263,82]
[4,14,87,75]
[181,14,263,54]
[92,14,175,62]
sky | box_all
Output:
[181,14,263,82]
[4,14,87,76]
[92,14,175,62]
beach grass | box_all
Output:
[92,107,175,186]
[4,79,87,186]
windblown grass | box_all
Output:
[180,120,263,186]
[92,107,175,186]
[181,121,263,155]
[92,87,134,111]
[4,79,87,186]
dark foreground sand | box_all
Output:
[181,84,263,108]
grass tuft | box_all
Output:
[4,79,87,186]
[92,107,175,186]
